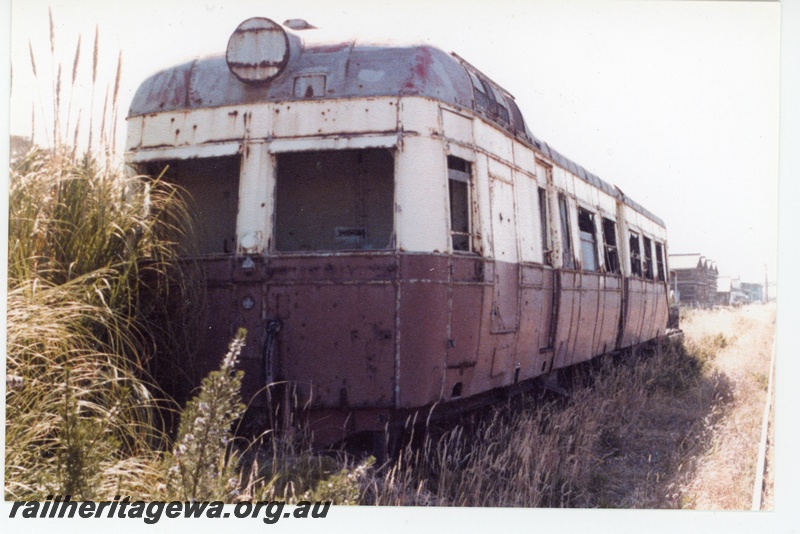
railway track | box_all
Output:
[751,338,776,511]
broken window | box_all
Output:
[274,149,394,252]
[448,155,473,252]
[602,217,621,274]
[507,98,526,136]
[655,241,666,282]
[578,208,599,272]
[538,187,552,266]
[487,84,511,126]
[643,236,654,279]
[466,68,511,128]
[293,74,326,98]
[559,194,575,269]
[141,155,241,255]
[467,70,491,113]
[629,231,643,277]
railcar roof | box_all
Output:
[128,21,664,228]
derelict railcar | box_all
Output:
[126,17,671,445]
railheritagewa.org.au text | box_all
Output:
[9,495,331,524]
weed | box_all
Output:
[165,330,247,501]
[304,457,375,505]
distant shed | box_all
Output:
[669,253,719,308]
[717,276,750,306]
[740,282,764,303]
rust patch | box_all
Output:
[170,252,667,445]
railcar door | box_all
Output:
[514,166,556,382]
[489,175,519,334]
[488,174,519,378]
[537,163,557,375]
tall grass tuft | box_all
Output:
[7,14,232,502]
[6,147,192,500]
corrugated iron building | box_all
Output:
[669,253,719,308]
[717,276,749,306]
[740,282,764,303]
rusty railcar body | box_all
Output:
[126,18,671,444]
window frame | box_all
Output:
[655,241,666,282]
[577,207,599,272]
[558,193,575,270]
[538,187,552,266]
[467,70,491,113]
[601,217,621,275]
[447,155,475,253]
[629,231,643,277]
[273,148,395,253]
[643,235,654,280]
[142,155,241,256]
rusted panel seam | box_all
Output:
[442,254,454,399]
[394,253,402,409]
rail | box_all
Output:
[751,336,776,510]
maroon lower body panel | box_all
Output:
[620,277,669,348]
[551,271,624,370]
[182,253,668,443]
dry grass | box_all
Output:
[678,304,776,509]
[358,336,731,508]
[6,16,208,500]
[279,304,776,509]
[5,147,193,500]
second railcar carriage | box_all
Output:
[126,17,671,444]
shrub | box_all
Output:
[165,330,247,501]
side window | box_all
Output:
[602,217,621,274]
[558,194,575,269]
[538,187,552,266]
[577,208,599,272]
[448,155,472,252]
[643,236,654,279]
[655,241,666,282]
[629,231,643,277]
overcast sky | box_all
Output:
[8,0,781,284]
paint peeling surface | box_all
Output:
[226,17,292,83]
[126,17,674,444]
[128,21,663,227]
[129,30,474,118]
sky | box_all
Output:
[7,0,781,285]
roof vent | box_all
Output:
[226,17,291,84]
[283,19,317,30]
